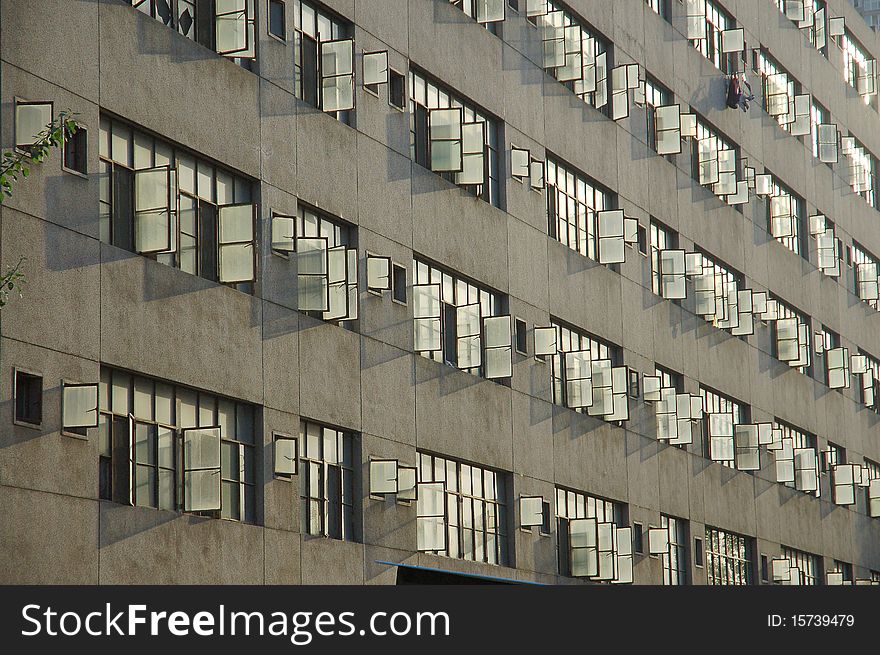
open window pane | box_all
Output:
[721,28,744,53]
[655,105,682,156]
[511,147,530,179]
[456,302,483,369]
[14,101,53,150]
[476,0,505,24]
[534,326,557,357]
[62,383,99,430]
[520,496,544,528]
[183,426,222,512]
[398,466,417,501]
[218,203,255,283]
[456,122,486,186]
[611,65,630,121]
[686,0,707,39]
[321,38,355,112]
[134,166,174,254]
[484,315,512,379]
[597,210,625,264]
[530,159,545,190]
[271,213,296,253]
[734,424,760,471]
[794,448,819,492]
[363,50,389,87]
[274,435,297,477]
[429,108,463,173]
[569,518,598,577]
[564,350,593,409]
[413,284,442,352]
[817,124,838,163]
[370,459,398,495]
[367,255,392,292]
[297,237,330,311]
[215,0,255,58]
[660,249,686,299]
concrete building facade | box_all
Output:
[2,0,880,585]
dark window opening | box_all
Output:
[63,126,88,175]
[392,263,407,303]
[515,318,528,355]
[390,69,406,110]
[269,0,286,40]
[14,370,42,427]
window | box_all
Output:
[556,486,626,580]
[294,205,358,323]
[692,249,742,332]
[13,369,42,428]
[864,459,880,517]
[858,350,880,411]
[130,0,256,64]
[661,515,688,585]
[412,257,510,379]
[14,99,52,153]
[853,243,880,308]
[63,125,88,175]
[293,0,353,121]
[777,0,828,55]
[515,318,528,355]
[828,560,853,585]
[841,30,876,106]
[644,76,672,153]
[809,100,829,161]
[417,452,509,565]
[843,136,877,207]
[98,368,256,522]
[645,0,671,22]
[765,174,805,256]
[527,2,611,112]
[545,156,613,260]
[300,419,357,540]
[549,319,627,422]
[389,69,406,110]
[273,433,298,477]
[409,69,501,207]
[655,365,683,393]
[448,0,504,30]
[690,0,736,74]
[771,297,812,374]
[780,546,821,585]
[392,263,407,303]
[705,526,752,585]
[98,116,256,291]
[755,50,804,134]
[692,115,741,206]
[774,421,819,496]
[816,327,844,389]
[269,0,286,40]
[701,385,748,468]
[650,219,676,296]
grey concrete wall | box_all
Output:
[2,0,880,585]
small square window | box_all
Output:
[63,126,88,176]
[269,0,286,40]
[14,369,42,427]
[515,318,528,355]
[392,263,407,304]
[694,537,704,567]
[389,70,406,111]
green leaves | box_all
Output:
[0,258,26,309]
[0,109,80,204]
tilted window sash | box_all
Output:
[519,496,545,529]
[484,315,513,379]
[556,26,584,82]
[564,350,593,409]
[134,166,177,255]
[608,366,630,422]
[475,0,506,24]
[271,212,296,254]
[790,94,811,136]
[654,105,682,156]
[776,317,801,362]
[611,65,630,121]
[182,426,222,512]
[413,284,442,352]
[274,435,298,477]
[832,464,857,506]
[613,526,633,584]
[323,246,358,322]
[827,347,851,389]
[218,203,256,284]
[594,522,618,581]
[697,136,719,186]
[670,393,700,446]
[775,437,795,483]
[511,147,530,179]
[594,51,609,109]
[417,481,447,551]
[296,237,330,312]
[817,124,838,163]
[456,121,486,186]
[766,73,791,117]
[858,59,877,97]
[573,37,597,95]
[720,28,744,54]
[525,0,548,17]
[530,159,545,190]
[428,108,463,173]
[685,0,707,40]
[456,302,483,369]
[655,387,678,442]
[588,359,614,417]
[597,210,626,264]
[398,466,417,501]
[868,478,880,518]
[814,8,827,49]
[769,194,794,239]
[857,262,879,301]
[62,383,99,430]
[817,228,840,276]
[370,459,398,495]
[534,326,558,358]
[734,424,760,471]
[14,100,53,151]
[215,0,256,59]
[694,267,717,317]
[793,447,819,493]
[540,10,566,70]
[713,148,737,197]
[569,517,599,577]
[366,255,392,292]
[363,50,389,88]
[862,367,877,408]
[320,38,355,112]
[659,249,686,300]
[784,0,805,22]
[707,412,734,462]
